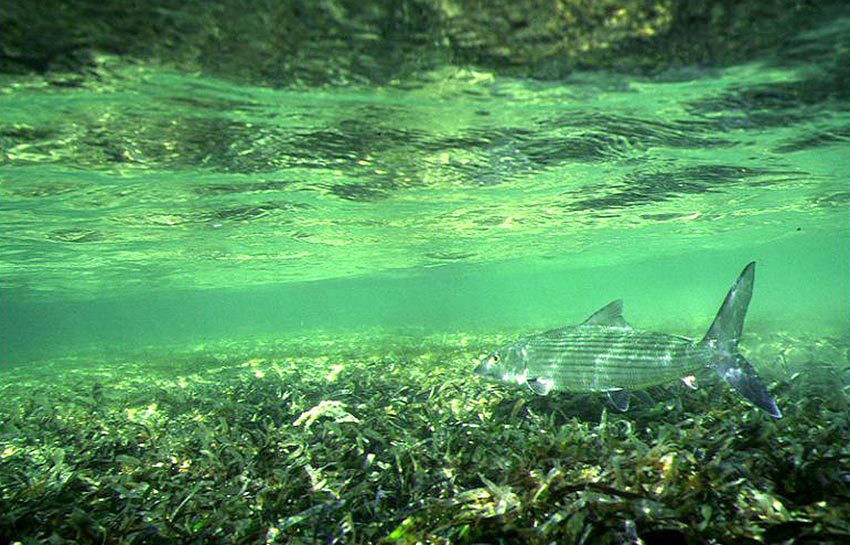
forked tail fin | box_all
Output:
[701,262,782,418]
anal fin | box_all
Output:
[606,390,631,412]
[681,375,698,390]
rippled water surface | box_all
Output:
[1,19,848,360]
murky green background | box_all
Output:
[2,49,847,364]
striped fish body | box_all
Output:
[496,325,704,394]
[475,263,782,417]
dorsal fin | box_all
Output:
[582,300,629,328]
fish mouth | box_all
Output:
[474,353,499,377]
[474,354,493,376]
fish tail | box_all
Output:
[700,262,782,418]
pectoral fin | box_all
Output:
[527,377,554,396]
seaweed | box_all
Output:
[1,331,848,544]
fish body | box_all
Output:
[476,262,781,417]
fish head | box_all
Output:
[475,341,527,383]
[474,351,503,379]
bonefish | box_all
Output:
[475,262,781,417]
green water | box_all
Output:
[2,231,847,364]
[1,6,849,545]
[2,55,848,362]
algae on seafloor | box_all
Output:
[0,330,848,544]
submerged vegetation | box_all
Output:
[1,330,848,544]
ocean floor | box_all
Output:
[1,330,848,544]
